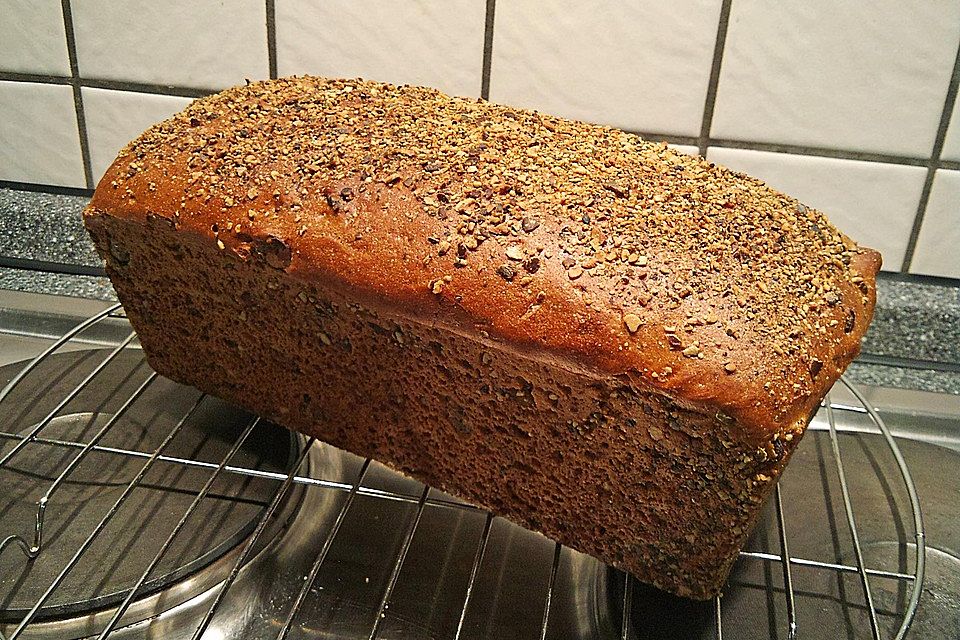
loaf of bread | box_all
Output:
[83,76,879,599]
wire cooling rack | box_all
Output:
[0,304,926,640]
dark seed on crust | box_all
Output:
[497,264,516,281]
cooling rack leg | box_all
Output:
[5,376,196,639]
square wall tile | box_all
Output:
[910,170,960,278]
[489,1,722,136]
[0,0,70,75]
[72,0,268,90]
[712,1,960,157]
[83,88,194,182]
[940,98,960,163]
[277,0,485,98]
[706,147,926,270]
[0,81,85,187]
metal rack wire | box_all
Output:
[0,306,926,640]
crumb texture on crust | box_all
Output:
[87,75,879,443]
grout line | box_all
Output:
[266,0,278,79]
[698,0,733,156]
[900,39,960,273]
[78,77,215,98]
[941,159,960,171]
[480,0,497,100]
[60,0,94,190]
[0,256,106,278]
[0,71,216,98]
[0,180,93,197]
[707,138,931,166]
[0,71,72,85]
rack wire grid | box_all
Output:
[0,305,926,640]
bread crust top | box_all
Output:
[86,76,880,444]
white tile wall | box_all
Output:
[707,147,927,271]
[277,0,486,98]
[71,0,268,89]
[941,97,960,163]
[712,0,960,157]
[83,88,194,182]
[489,1,722,136]
[910,170,960,279]
[0,0,957,280]
[0,81,85,187]
[0,0,70,76]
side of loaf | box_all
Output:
[83,76,880,599]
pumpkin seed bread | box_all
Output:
[83,76,880,599]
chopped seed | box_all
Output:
[497,264,516,281]
[623,313,643,333]
[682,344,701,357]
[521,217,540,232]
[603,182,628,197]
[506,245,525,261]
[724,362,737,374]
[567,265,583,280]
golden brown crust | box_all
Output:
[87,76,879,445]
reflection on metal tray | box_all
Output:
[0,290,957,640]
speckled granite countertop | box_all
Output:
[2,187,959,394]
